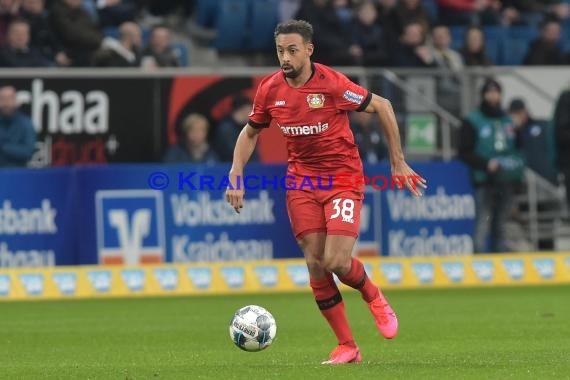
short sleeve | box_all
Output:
[334,73,372,112]
[248,81,271,129]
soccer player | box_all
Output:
[226,20,426,364]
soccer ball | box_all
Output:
[229,305,277,352]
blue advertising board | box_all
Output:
[0,167,76,266]
[0,160,475,267]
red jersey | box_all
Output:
[248,62,372,181]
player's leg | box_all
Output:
[286,190,360,364]
[323,193,398,339]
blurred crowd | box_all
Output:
[282,0,570,67]
[0,0,568,68]
[0,0,187,68]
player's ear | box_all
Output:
[306,42,314,57]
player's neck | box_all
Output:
[285,62,315,88]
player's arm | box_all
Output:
[362,93,427,196]
[226,124,262,213]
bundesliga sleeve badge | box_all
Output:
[307,94,325,108]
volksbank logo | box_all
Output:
[120,269,145,292]
[52,272,77,295]
[153,268,178,290]
[254,266,278,288]
[412,263,434,284]
[220,267,244,289]
[19,273,44,295]
[472,260,494,281]
[87,270,112,292]
[532,258,554,279]
[380,263,402,284]
[502,259,524,280]
[187,268,212,289]
[0,274,10,296]
[442,262,464,283]
[96,190,166,265]
[287,265,309,287]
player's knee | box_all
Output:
[322,254,351,276]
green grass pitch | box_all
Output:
[1,285,569,380]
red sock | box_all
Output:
[338,257,380,303]
[310,272,355,347]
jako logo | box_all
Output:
[380,263,402,284]
[0,274,10,296]
[153,268,178,290]
[412,263,434,284]
[52,272,77,295]
[120,269,145,292]
[442,262,464,283]
[472,260,494,281]
[220,267,244,289]
[87,270,112,292]
[287,265,309,287]
[19,273,44,295]
[254,266,278,288]
[502,259,524,280]
[96,190,166,265]
[187,268,212,289]
[532,258,555,280]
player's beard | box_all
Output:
[281,64,300,79]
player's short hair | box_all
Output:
[274,20,313,43]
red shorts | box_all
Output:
[286,188,363,240]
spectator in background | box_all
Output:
[430,24,464,71]
[214,95,258,162]
[458,79,525,253]
[141,24,180,68]
[50,0,103,66]
[460,25,494,66]
[553,86,570,216]
[437,0,502,26]
[349,110,387,163]
[351,0,388,66]
[163,113,219,164]
[523,17,565,65]
[501,0,569,26]
[387,0,433,37]
[391,21,436,67]
[373,0,397,48]
[0,84,37,168]
[0,0,20,46]
[19,0,71,66]
[429,24,464,116]
[93,0,138,28]
[92,21,141,67]
[279,0,300,22]
[509,98,558,184]
[295,0,360,66]
[0,18,53,67]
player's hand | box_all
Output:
[226,172,244,213]
[392,160,427,197]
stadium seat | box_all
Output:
[449,26,467,51]
[171,43,189,66]
[482,26,507,64]
[501,39,530,65]
[214,0,249,52]
[195,0,220,28]
[423,0,438,24]
[508,26,538,41]
[248,0,279,51]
